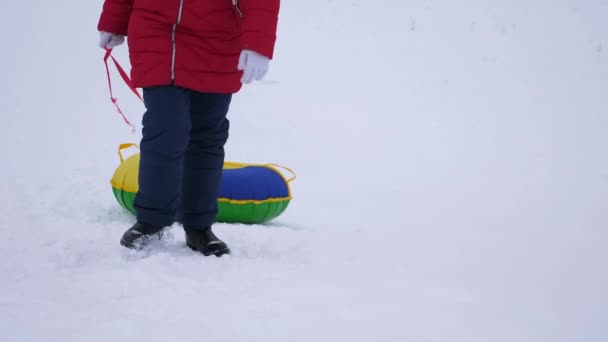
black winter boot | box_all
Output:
[184,227,230,257]
[120,222,165,250]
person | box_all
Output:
[97,0,280,256]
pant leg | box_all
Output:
[135,86,191,227]
[180,92,232,228]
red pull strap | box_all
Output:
[103,48,142,131]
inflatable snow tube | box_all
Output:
[110,143,295,224]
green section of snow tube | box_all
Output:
[112,187,137,216]
[111,187,290,224]
[217,200,291,224]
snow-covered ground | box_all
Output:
[1,0,607,341]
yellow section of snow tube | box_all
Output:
[110,143,295,224]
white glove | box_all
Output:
[99,31,125,49]
[238,50,270,84]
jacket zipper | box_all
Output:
[232,0,243,18]
[171,0,185,82]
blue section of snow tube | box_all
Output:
[219,166,289,201]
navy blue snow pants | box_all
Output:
[134,85,231,229]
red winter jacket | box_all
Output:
[98,0,280,94]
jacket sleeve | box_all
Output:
[238,0,280,59]
[97,0,134,36]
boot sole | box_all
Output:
[120,237,144,250]
[186,242,231,257]
[120,232,164,250]
[120,239,135,249]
